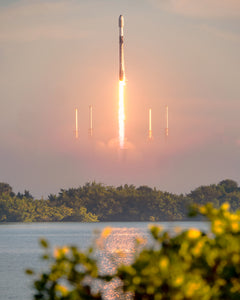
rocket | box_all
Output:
[119,15,125,81]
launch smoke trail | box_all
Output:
[119,81,125,149]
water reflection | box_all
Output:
[95,227,148,300]
[93,223,209,299]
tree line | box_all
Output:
[0,179,239,222]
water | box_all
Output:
[0,222,208,300]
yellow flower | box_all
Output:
[136,236,147,245]
[54,247,61,259]
[187,229,201,239]
[62,246,69,254]
[212,219,224,235]
[148,224,163,231]
[192,241,204,256]
[214,220,222,226]
[199,206,207,214]
[230,214,239,221]
[53,246,69,259]
[231,222,239,232]
[221,202,230,211]
[185,282,200,297]
[56,284,68,296]
[159,256,169,270]
[174,275,184,287]
[101,227,112,238]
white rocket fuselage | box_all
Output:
[119,15,125,81]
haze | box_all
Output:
[0,0,240,197]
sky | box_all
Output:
[0,0,240,197]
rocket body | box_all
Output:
[119,15,125,81]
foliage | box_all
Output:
[27,240,103,300]
[28,203,240,299]
[0,193,98,222]
[0,182,14,197]
[1,179,240,222]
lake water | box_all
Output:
[0,222,208,300]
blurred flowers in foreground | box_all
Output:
[27,202,240,299]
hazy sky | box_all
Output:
[0,0,240,197]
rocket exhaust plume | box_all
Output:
[148,108,153,140]
[88,105,93,137]
[165,105,169,138]
[75,108,79,139]
[118,15,126,149]
[119,80,125,149]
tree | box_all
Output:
[0,182,14,196]
[63,207,99,222]
[219,179,238,193]
[17,190,33,200]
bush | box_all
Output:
[28,203,240,299]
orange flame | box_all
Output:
[118,80,125,149]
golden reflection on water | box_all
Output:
[96,227,147,300]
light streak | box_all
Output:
[75,108,79,139]
[118,80,125,149]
